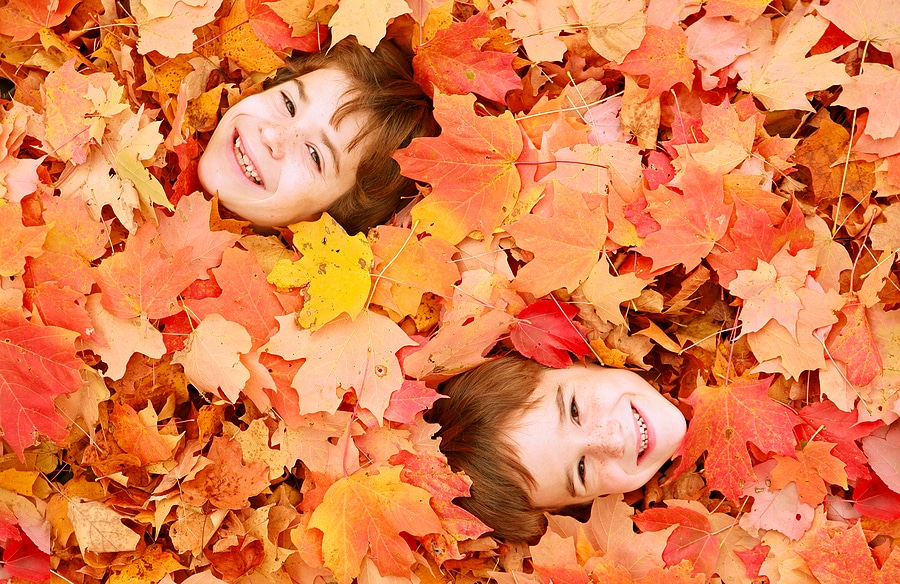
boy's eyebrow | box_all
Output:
[556,386,577,498]
[293,78,342,174]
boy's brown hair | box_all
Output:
[428,355,550,541]
[265,37,437,234]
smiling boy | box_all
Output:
[197,37,436,234]
[429,355,687,541]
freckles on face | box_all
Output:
[197,68,370,228]
[505,364,686,510]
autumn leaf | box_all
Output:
[676,376,798,501]
[825,301,883,386]
[580,260,649,327]
[173,313,253,402]
[413,12,522,103]
[797,522,879,584]
[327,0,409,50]
[132,0,224,57]
[186,247,287,349]
[507,185,609,297]
[307,466,442,584]
[816,0,900,51]
[614,26,695,100]
[0,311,83,459]
[268,213,372,330]
[181,436,269,509]
[93,222,197,320]
[637,162,733,271]
[732,7,852,111]
[0,0,79,41]
[263,311,414,422]
[109,402,175,465]
[770,441,848,506]
[68,498,141,554]
[510,299,592,368]
[571,0,646,63]
[0,201,48,278]
[395,92,523,245]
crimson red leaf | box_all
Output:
[510,300,592,368]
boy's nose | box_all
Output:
[584,419,626,458]
[260,123,287,159]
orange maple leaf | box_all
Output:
[307,466,442,584]
[614,26,695,100]
[395,92,523,244]
[181,436,269,509]
[770,441,848,506]
[676,376,797,501]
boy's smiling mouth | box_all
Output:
[234,135,263,186]
[633,406,649,461]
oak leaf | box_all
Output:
[676,376,797,501]
[173,314,252,402]
[413,12,522,103]
[396,92,523,245]
[614,26,694,100]
[307,466,442,584]
[268,214,372,331]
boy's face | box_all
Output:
[198,68,369,227]
[506,365,686,509]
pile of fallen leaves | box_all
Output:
[1,0,899,582]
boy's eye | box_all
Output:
[308,145,321,169]
[578,457,586,484]
[282,91,295,116]
[570,398,579,424]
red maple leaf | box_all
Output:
[0,0,79,41]
[510,300,592,368]
[614,26,695,100]
[413,12,522,103]
[0,311,82,459]
[825,301,883,385]
[184,247,288,349]
[633,506,719,579]
[675,376,797,500]
[394,92,523,244]
[93,222,197,320]
[637,162,733,272]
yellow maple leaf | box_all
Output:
[268,213,373,330]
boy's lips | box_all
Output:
[233,133,264,187]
